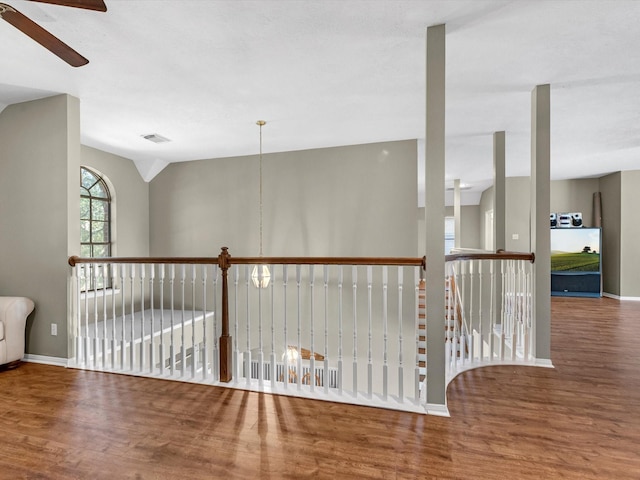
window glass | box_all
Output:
[80,166,112,291]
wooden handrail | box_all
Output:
[68,247,533,384]
[69,254,427,269]
[445,250,535,263]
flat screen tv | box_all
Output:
[551,227,601,297]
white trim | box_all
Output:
[534,358,554,368]
[603,292,640,301]
[425,403,450,417]
[23,354,69,367]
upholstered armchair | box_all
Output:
[0,297,35,368]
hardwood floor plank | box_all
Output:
[0,297,639,478]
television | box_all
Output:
[550,227,601,297]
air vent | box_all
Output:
[141,133,171,144]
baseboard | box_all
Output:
[534,358,554,368]
[23,354,69,367]
[603,292,640,301]
[425,403,450,417]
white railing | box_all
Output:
[68,252,429,413]
[67,248,535,414]
[444,250,536,381]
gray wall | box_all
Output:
[81,146,150,257]
[0,95,80,358]
[418,205,481,253]
[149,140,418,258]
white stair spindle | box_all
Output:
[139,264,146,373]
[149,264,156,374]
[169,264,176,375]
[397,266,404,402]
[111,264,117,369]
[159,264,165,375]
[180,264,187,377]
[233,265,239,384]
[119,264,127,370]
[366,265,373,398]
[478,261,484,361]
[282,264,289,389]
[270,265,276,389]
[258,264,264,387]
[129,264,136,371]
[191,264,197,378]
[338,266,343,395]
[352,265,358,397]
[382,265,388,401]
[101,264,108,369]
[323,265,329,395]
[201,264,208,381]
[296,265,302,390]
[92,262,99,368]
[212,264,219,382]
[309,264,315,393]
[245,265,251,386]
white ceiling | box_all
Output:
[2,0,640,204]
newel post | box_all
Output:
[218,247,233,382]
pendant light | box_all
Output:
[251,120,270,288]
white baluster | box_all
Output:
[102,263,108,369]
[129,263,136,371]
[282,264,289,389]
[191,264,197,378]
[338,266,343,395]
[308,265,315,392]
[120,264,127,370]
[201,264,208,381]
[180,264,187,377]
[477,261,484,362]
[397,266,404,402]
[159,264,165,375]
[366,265,373,399]
[139,263,146,373]
[257,264,264,387]
[488,260,495,362]
[270,264,276,389]
[149,264,155,374]
[110,264,117,369]
[323,265,329,395]
[92,262,99,368]
[296,265,302,390]
[233,264,239,384]
[212,264,219,382]
[169,264,176,375]
[382,266,388,401]
[352,265,358,397]
[245,264,251,386]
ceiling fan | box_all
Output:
[0,0,106,67]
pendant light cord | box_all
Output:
[258,120,266,257]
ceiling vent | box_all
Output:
[141,133,171,144]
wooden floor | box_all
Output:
[1,297,639,479]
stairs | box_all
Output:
[417,276,466,382]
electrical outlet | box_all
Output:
[51,323,57,336]
[512,233,519,240]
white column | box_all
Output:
[531,84,552,363]
[425,24,447,412]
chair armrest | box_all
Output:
[0,297,35,363]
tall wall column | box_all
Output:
[531,85,552,363]
[424,24,447,413]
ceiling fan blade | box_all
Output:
[0,4,89,67]
[27,0,107,12]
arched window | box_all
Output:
[80,166,111,290]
